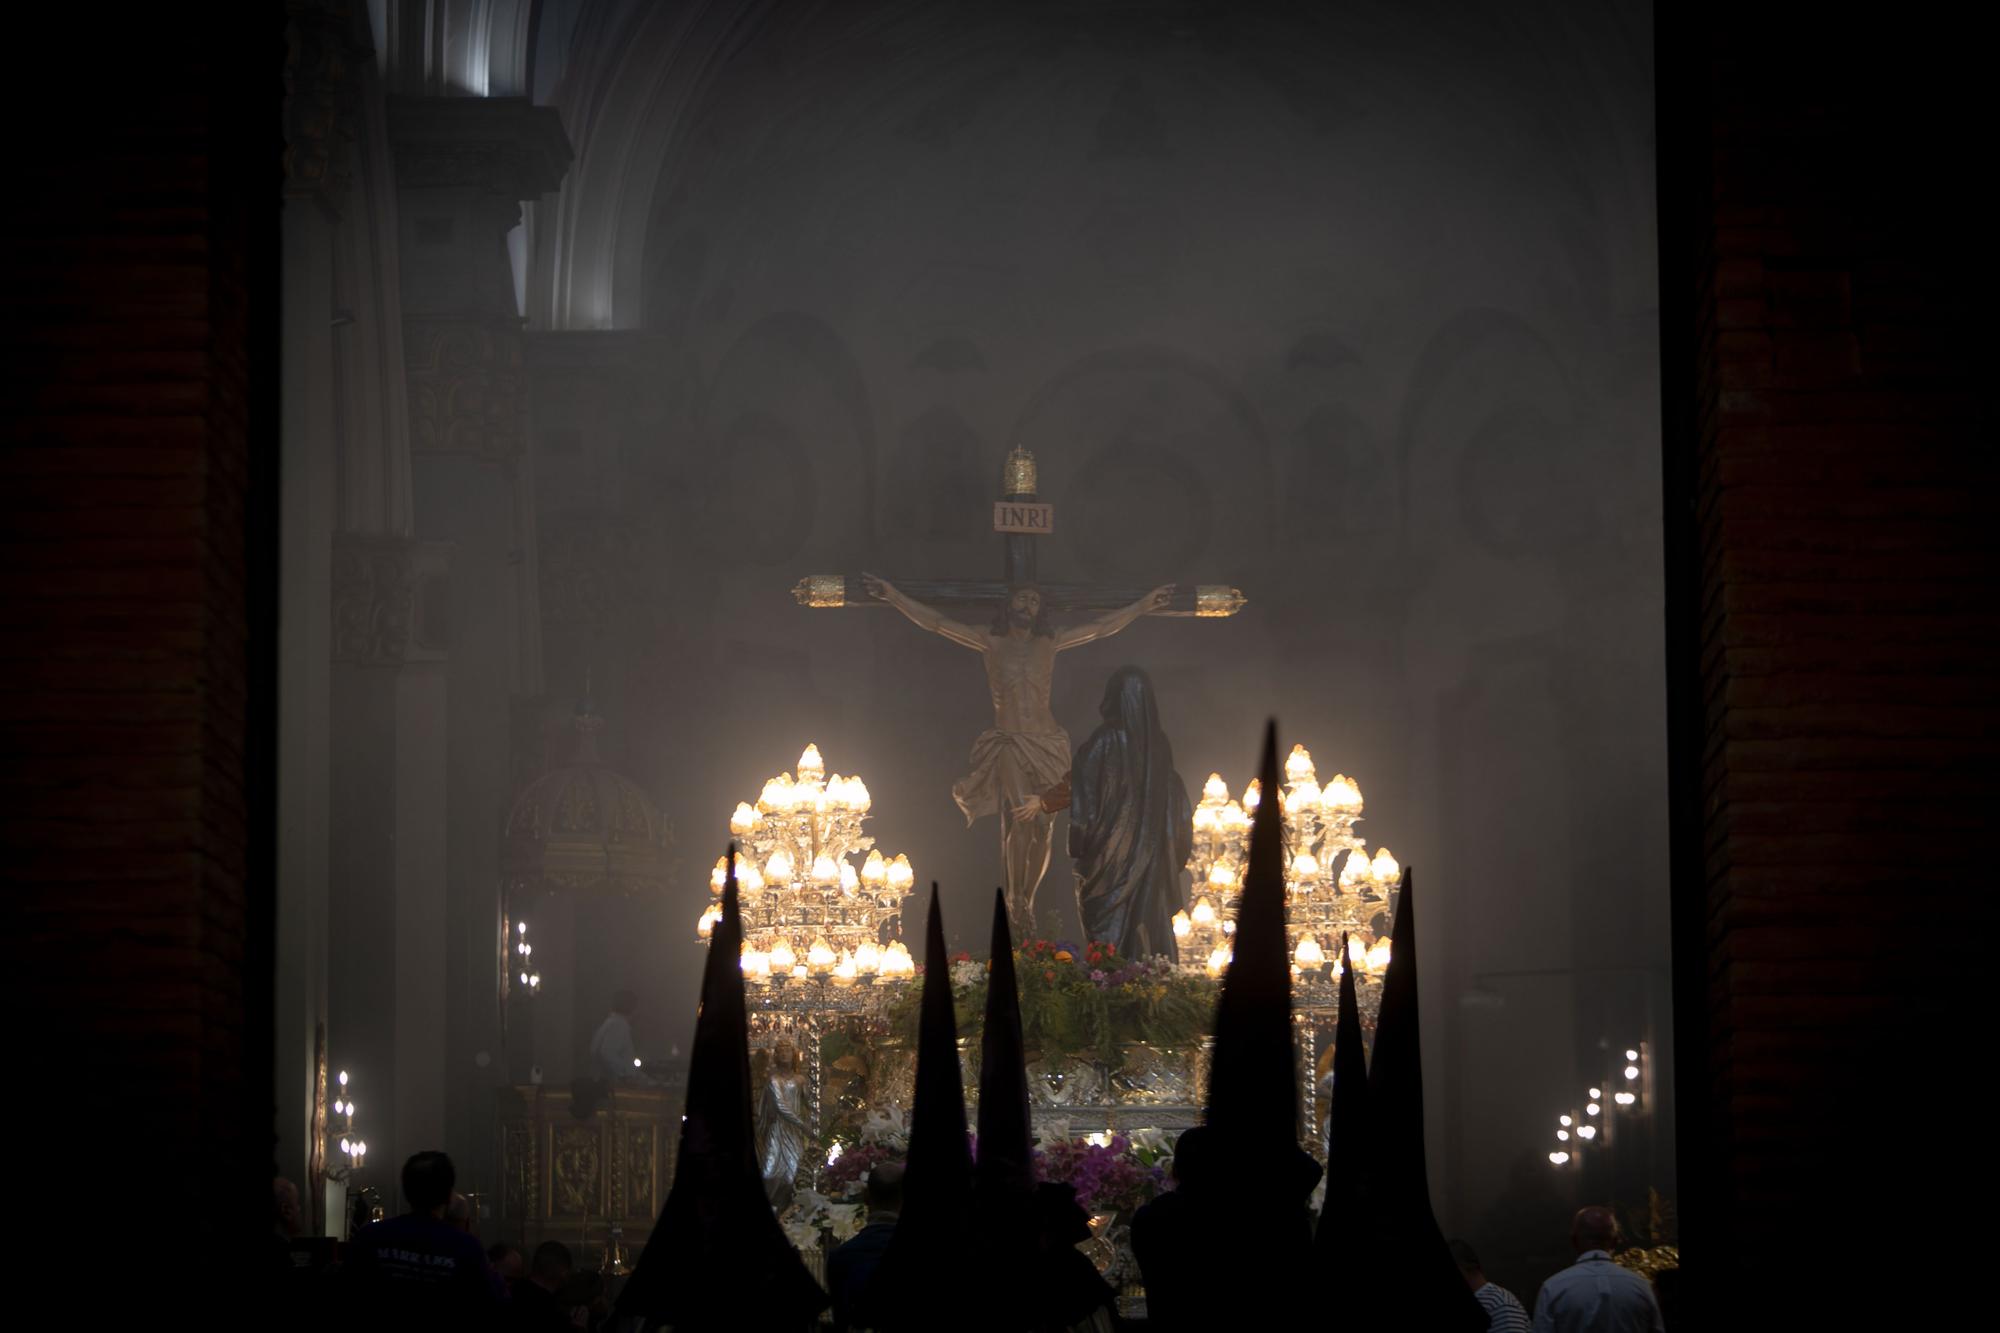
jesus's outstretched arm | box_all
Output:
[1056,584,1174,651]
[863,573,988,651]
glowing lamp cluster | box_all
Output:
[1177,743,1401,1017]
[696,743,918,1012]
[331,1069,368,1175]
[1548,1044,1650,1167]
[513,920,541,995]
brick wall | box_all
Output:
[2,9,278,1283]
[1664,6,1996,1323]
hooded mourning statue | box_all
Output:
[614,848,827,1332]
[1067,666,1193,960]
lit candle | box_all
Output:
[1370,847,1400,884]
[807,937,836,974]
[796,743,825,782]
[1285,744,1316,785]
[1366,937,1392,974]
[1171,910,1191,939]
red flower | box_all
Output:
[953,951,971,963]
[1044,968,1056,983]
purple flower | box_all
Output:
[1090,969,1106,983]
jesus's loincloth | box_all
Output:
[952,728,1072,824]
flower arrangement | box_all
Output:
[886,940,1217,1068]
[1034,1130,1171,1216]
[780,1188,865,1252]
[819,1104,910,1193]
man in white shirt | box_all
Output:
[590,988,649,1085]
[1533,1207,1665,1333]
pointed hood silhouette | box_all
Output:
[873,886,974,1328]
[617,846,827,1330]
[1356,867,1487,1329]
[1179,722,1320,1322]
[975,887,1036,1198]
[972,887,1037,1327]
[1206,722,1313,1179]
[1313,929,1372,1264]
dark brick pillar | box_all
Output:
[3,8,278,1285]
[1662,5,1995,1324]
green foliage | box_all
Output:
[882,941,1216,1069]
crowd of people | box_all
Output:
[275,1146,1667,1332]
[271,1153,609,1331]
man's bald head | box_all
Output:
[1571,1205,1620,1253]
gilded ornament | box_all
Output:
[1003,447,1039,497]
[1194,585,1248,618]
[792,575,846,608]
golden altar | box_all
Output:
[495,1084,681,1253]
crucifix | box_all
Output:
[792,448,1246,936]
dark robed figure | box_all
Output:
[1067,666,1192,960]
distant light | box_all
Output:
[1624,1065,1640,1080]
[338,1071,348,1087]
[634,1058,643,1068]
[1587,1103,1601,1116]
[1557,1130,1569,1141]
[1549,1151,1570,1165]
[340,1138,350,1154]
[519,922,528,934]
[1614,1091,1637,1106]
[1559,1115,1572,1127]
[1588,1088,1602,1099]
[1577,1125,1597,1140]
[1626,1049,1639,1061]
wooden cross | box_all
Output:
[791,449,1247,620]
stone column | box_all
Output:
[328,536,452,1201]
[389,97,571,1200]
[277,0,356,1221]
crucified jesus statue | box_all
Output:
[863,573,1173,936]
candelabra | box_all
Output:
[1175,744,1400,1019]
[512,920,542,996]
[695,743,918,1016]
[329,1068,368,1179]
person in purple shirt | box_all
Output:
[342,1151,503,1328]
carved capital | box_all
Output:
[332,535,451,665]
[387,97,572,197]
[405,316,526,461]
